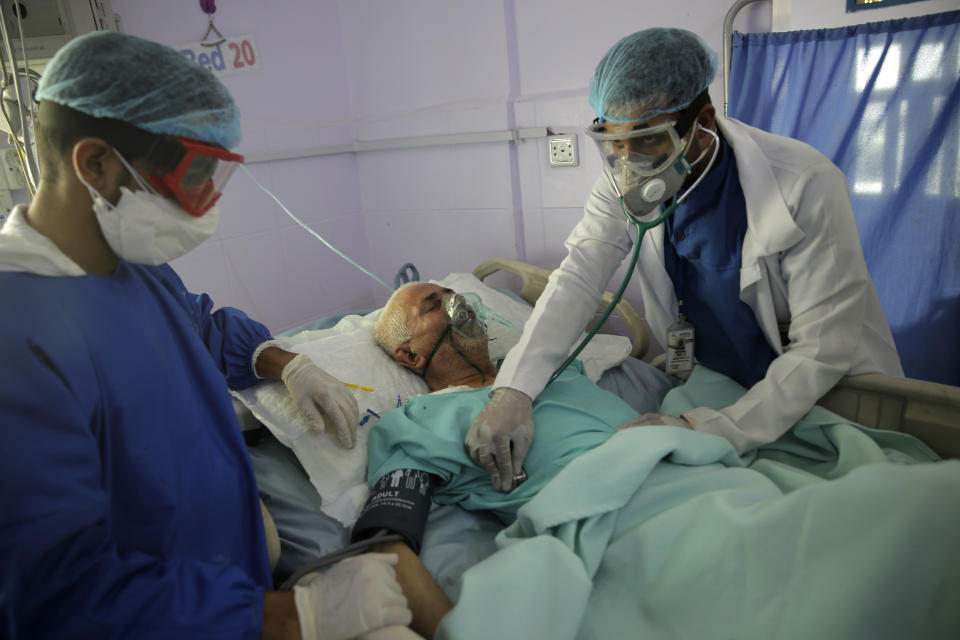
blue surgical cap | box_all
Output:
[589,28,717,124]
[36,31,241,149]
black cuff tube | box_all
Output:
[351,469,437,555]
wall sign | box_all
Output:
[177,34,260,77]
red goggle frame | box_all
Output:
[143,136,244,217]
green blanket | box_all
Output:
[430,367,959,639]
[367,361,637,523]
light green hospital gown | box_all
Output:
[366,361,638,523]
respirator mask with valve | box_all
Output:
[585,118,702,219]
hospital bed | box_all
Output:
[237,258,960,637]
[238,263,671,589]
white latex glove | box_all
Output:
[618,413,694,430]
[465,387,534,492]
[281,353,359,449]
[293,553,412,640]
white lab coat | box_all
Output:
[496,116,903,454]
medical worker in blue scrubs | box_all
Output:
[0,32,410,640]
[467,28,904,491]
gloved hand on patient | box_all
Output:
[293,552,412,640]
[282,353,360,448]
[618,413,694,430]
[465,387,534,492]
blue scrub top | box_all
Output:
[663,135,777,388]
[0,262,273,639]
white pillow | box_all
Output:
[232,315,427,526]
[233,272,632,526]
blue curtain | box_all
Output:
[729,10,960,386]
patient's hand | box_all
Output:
[618,413,693,430]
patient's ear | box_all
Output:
[394,344,425,372]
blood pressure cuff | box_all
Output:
[351,469,438,554]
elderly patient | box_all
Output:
[350,282,646,636]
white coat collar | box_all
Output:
[716,116,805,257]
[0,205,86,276]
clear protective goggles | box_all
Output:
[142,136,244,217]
[585,120,688,194]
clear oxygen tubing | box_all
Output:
[240,164,395,294]
[239,165,519,335]
[547,126,720,385]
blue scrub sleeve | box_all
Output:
[0,338,265,639]
[196,295,274,388]
[155,265,273,388]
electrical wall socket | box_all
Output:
[548,135,578,167]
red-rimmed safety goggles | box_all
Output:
[142,136,244,217]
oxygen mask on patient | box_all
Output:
[442,293,484,340]
[443,292,520,339]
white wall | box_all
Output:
[334,0,770,357]
[109,0,954,345]
[337,0,517,300]
[333,0,951,356]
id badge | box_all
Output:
[665,314,695,375]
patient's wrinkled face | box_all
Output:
[400,283,455,339]
[387,282,497,388]
[400,283,490,357]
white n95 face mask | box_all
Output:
[90,186,220,265]
[81,153,220,265]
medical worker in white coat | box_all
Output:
[466,28,903,491]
